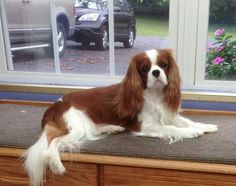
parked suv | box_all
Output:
[5,0,75,57]
[73,0,136,50]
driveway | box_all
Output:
[12,36,169,76]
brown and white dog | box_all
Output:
[24,49,217,186]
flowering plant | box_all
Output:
[206,28,236,80]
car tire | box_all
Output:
[123,27,135,48]
[95,25,108,50]
[45,23,67,58]
[81,40,90,48]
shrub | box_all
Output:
[206,28,236,80]
[209,0,236,24]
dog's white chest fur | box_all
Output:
[136,89,218,141]
[138,89,169,130]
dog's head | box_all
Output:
[116,49,181,117]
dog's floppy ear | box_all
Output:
[163,49,181,113]
[114,54,144,118]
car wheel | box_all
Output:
[45,23,66,58]
[81,40,90,48]
[123,27,135,48]
[95,25,108,50]
[57,23,66,57]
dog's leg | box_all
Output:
[176,115,218,133]
[133,124,206,143]
[42,137,66,175]
[96,125,125,135]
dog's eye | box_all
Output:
[159,63,169,70]
[141,66,149,74]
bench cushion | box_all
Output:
[0,103,236,164]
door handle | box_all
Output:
[22,0,30,4]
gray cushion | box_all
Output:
[0,103,236,164]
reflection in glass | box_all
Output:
[114,0,170,75]
[4,0,55,72]
[62,0,110,74]
[3,0,79,74]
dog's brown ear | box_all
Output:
[162,49,181,113]
[114,54,144,118]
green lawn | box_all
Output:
[136,15,169,37]
[136,15,236,39]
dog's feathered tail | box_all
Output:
[23,108,106,186]
[23,131,48,186]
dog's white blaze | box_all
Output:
[145,49,158,65]
[145,49,168,88]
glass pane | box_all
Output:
[61,0,110,75]
[4,0,55,72]
[206,0,236,80]
[1,0,171,79]
[114,0,170,75]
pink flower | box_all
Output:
[233,58,236,62]
[208,43,213,48]
[215,28,225,36]
[212,57,224,64]
[206,43,214,52]
[215,46,224,52]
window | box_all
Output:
[2,0,235,96]
[4,0,56,73]
[0,0,176,87]
[193,0,236,92]
[171,0,236,94]
[114,0,171,76]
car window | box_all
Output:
[75,0,107,10]
[114,0,129,12]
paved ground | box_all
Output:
[12,36,169,76]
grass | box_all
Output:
[136,15,236,39]
[136,14,169,37]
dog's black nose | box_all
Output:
[152,69,160,78]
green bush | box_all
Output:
[206,28,236,80]
[128,0,236,23]
[127,0,169,16]
[210,0,236,24]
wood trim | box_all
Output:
[179,109,236,116]
[182,91,236,103]
[0,99,53,107]
[0,84,86,94]
[103,165,236,186]
[1,147,236,175]
[1,84,236,102]
[97,165,104,186]
[1,100,236,116]
[0,176,28,185]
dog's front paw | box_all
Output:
[196,123,218,133]
[202,124,218,133]
[184,128,204,138]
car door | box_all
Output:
[27,0,51,43]
[114,0,130,38]
[5,0,33,44]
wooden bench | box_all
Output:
[0,100,236,186]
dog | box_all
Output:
[24,49,218,186]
